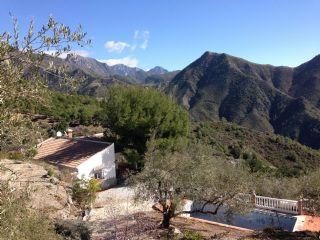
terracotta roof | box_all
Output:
[34,137,110,169]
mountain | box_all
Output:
[144,70,180,89]
[43,54,176,95]
[65,54,148,82]
[167,52,320,149]
[65,54,172,83]
[147,66,168,75]
[194,121,320,177]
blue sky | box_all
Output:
[1,0,320,70]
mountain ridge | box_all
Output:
[167,51,320,149]
[44,51,320,149]
[65,54,171,83]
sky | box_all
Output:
[0,0,320,71]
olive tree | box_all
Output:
[132,143,253,228]
[0,14,90,152]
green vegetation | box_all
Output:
[46,168,55,177]
[0,180,60,240]
[38,91,104,127]
[54,220,91,240]
[2,13,320,239]
[299,169,320,214]
[0,15,89,152]
[103,86,190,166]
[183,230,204,240]
[194,121,320,177]
[167,51,320,150]
[133,142,253,228]
[72,178,101,213]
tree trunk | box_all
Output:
[161,212,171,229]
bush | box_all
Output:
[8,152,24,160]
[54,120,69,133]
[286,151,298,162]
[0,151,8,159]
[123,148,141,169]
[55,220,91,240]
[72,178,101,212]
[47,168,55,177]
[228,144,242,159]
[0,180,60,240]
[25,148,37,158]
[243,151,265,173]
[183,230,204,240]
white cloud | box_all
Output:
[99,56,138,67]
[104,41,131,53]
[133,30,150,50]
[104,30,150,54]
[45,49,90,58]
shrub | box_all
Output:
[243,151,265,173]
[72,178,101,212]
[54,120,69,133]
[123,148,141,169]
[47,168,55,177]
[25,148,37,158]
[228,144,242,159]
[0,151,8,159]
[0,180,60,240]
[183,230,204,240]
[286,151,298,162]
[55,220,91,240]
[8,152,24,160]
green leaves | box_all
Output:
[103,86,190,159]
[71,178,101,211]
[132,142,254,227]
[0,14,90,152]
[0,180,60,240]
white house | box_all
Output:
[34,131,116,188]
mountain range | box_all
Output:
[43,54,178,95]
[44,52,320,149]
[166,52,320,149]
[64,54,172,83]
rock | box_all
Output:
[67,196,73,204]
[172,226,183,238]
[49,177,59,185]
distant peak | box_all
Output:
[66,53,89,62]
[201,51,215,57]
[148,66,168,74]
[199,51,228,60]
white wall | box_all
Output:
[76,143,116,180]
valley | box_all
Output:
[2,3,320,239]
[43,51,320,150]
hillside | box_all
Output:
[43,52,320,150]
[43,54,178,95]
[0,159,74,219]
[144,70,180,89]
[167,52,320,149]
[194,121,320,177]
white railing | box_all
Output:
[255,195,299,215]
